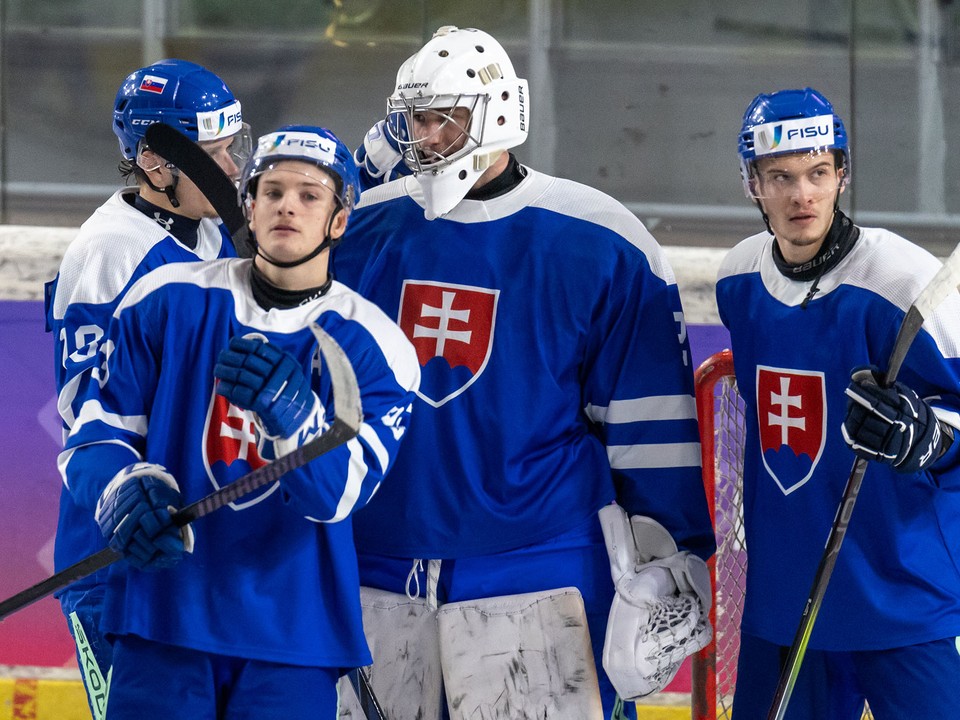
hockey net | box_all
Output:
[691,350,873,720]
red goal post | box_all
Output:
[692,349,743,720]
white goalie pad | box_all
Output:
[338,586,444,720]
[598,504,713,701]
[437,587,603,720]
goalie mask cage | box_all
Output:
[691,349,873,720]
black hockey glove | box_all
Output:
[842,366,945,474]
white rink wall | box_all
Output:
[0,225,728,325]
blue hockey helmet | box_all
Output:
[239,125,361,216]
[737,87,850,198]
[113,58,247,161]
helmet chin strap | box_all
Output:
[140,161,181,209]
[253,211,341,270]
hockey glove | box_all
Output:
[843,365,946,474]
[354,115,411,186]
[95,463,194,570]
[598,504,713,700]
[214,336,320,440]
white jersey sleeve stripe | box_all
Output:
[72,399,148,437]
[607,441,702,469]
[358,422,390,473]
[585,395,697,425]
[307,437,367,523]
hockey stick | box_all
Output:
[144,122,252,256]
[767,243,960,720]
[0,323,361,622]
[348,667,387,720]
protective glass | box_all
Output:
[387,94,484,173]
[199,122,253,177]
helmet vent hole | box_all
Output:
[466,69,476,78]
[458,170,467,180]
[439,50,449,58]
[501,91,509,101]
[497,116,505,126]
[476,45,485,53]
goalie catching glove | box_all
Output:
[843,365,953,474]
[95,462,195,570]
[598,503,712,700]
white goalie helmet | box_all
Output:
[387,26,529,219]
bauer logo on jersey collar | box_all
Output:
[756,365,827,495]
[751,115,834,157]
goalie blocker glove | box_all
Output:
[94,462,195,570]
[598,503,713,700]
[843,365,954,475]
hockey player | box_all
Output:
[333,26,714,720]
[43,58,252,717]
[58,124,419,718]
[718,87,960,719]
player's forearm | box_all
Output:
[60,441,142,512]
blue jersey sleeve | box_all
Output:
[584,251,714,559]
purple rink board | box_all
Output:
[0,299,731,678]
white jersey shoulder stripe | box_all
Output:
[721,226,960,359]
[52,189,226,318]
[362,168,677,285]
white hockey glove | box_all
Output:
[598,503,712,700]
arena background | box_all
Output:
[0,0,958,717]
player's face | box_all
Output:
[248,160,346,272]
[754,152,844,264]
[411,106,472,165]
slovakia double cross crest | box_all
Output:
[201,391,277,509]
[398,279,499,408]
[756,365,826,495]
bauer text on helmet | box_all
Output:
[386,26,529,219]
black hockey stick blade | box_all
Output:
[0,322,361,621]
[144,122,252,256]
[767,243,960,720]
[348,667,387,720]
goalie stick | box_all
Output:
[0,322,361,622]
[767,242,960,720]
[144,122,253,257]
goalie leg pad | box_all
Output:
[337,586,443,720]
[437,587,603,720]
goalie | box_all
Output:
[333,25,715,719]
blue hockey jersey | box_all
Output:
[332,169,714,559]
[717,227,960,650]
[46,188,236,584]
[60,258,420,667]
